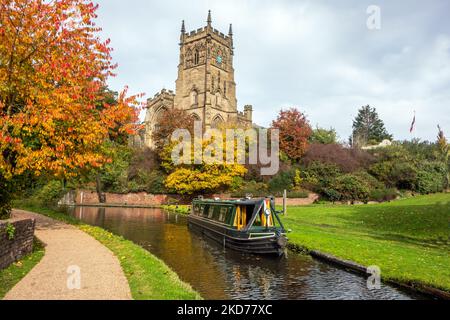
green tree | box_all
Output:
[351,105,392,146]
[310,126,338,144]
[437,125,449,188]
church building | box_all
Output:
[143,11,253,148]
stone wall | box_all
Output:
[0,218,35,270]
[73,190,318,206]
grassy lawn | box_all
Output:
[0,239,45,299]
[281,193,450,292]
[13,203,201,300]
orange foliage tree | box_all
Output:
[0,0,141,211]
[272,108,312,162]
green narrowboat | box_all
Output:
[187,197,288,256]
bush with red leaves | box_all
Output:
[272,108,312,162]
[302,143,374,173]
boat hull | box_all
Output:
[187,215,287,256]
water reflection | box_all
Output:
[67,206,425,300]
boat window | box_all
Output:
[225,207,234,225]
[200,204,207,216]
[218,206,231,223]
[207,205,215,219]
[193,203,202,216]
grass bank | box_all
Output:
[0,239,45,299]
[281,193,450,293]
[162,205,191,215]
[13,202,201,300]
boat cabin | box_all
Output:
[191,197,285,232]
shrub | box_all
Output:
[400,140,441,162]
[369,161,417,190]
[100,147,131,193]
[0,175,13,219]
[353,171,384,190]
[286,191,309,198]
[32,180,66,206]
[322,188,342,202]
[231,181,268,197]
[301,161,341,192]
[302,144,374,173]
[415,162,446,194]
[369,188,398,202]
[328,174,371,202]
[267,170,295,193]
[145,171,167,194]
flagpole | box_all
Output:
[410,110,416,141]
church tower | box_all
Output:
[141,11,253,148]
[175,11,238,128]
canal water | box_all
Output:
[66,206,425,300]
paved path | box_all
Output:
[4,210,132,300]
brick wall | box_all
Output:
[75,190,188,205]
[0,218,36,270]
[73,190,318,206]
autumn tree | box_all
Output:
[157,120,247,195]
[351,105,392,146]
[0,0,141,215]
[271,108,312,162]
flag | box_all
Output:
[410,111,416,133]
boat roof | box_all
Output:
[192,197,270,206]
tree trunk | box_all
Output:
[96,174,106,203]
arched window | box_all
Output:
[194,50,199,65]
[224,81,226,96]
[212,115,224,129]
[191,113,201,122]
[153,107,168,133]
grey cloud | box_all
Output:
[96,0,450,142]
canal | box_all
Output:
[66,206,425,300]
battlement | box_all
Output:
[147,89,175,109]
[181,11,232,46]
[150,88,175,100]
[183,26,230,42]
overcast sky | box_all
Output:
[96,0,450,142]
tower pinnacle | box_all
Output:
[181,20,185,33]
[207,10,212,26]
[228,23,233,36]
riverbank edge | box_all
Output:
[22,202,448,299]
[287,243,450,300]
[12,204,202,300]
[163,203,450,299]
[162,204,450,299]
[0,238,45,299]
